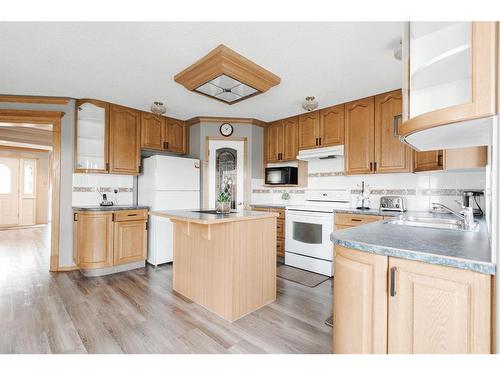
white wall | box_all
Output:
[252,156,487,213]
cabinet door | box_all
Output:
[282,116,299,161]
[298,111,319,150]
[388,257,491,354]
[74,99,109,173]
[113,220,147,265]
[374,90,412,173]
[266,121,283,162]
[141,112,165,151]
[75,212,113,269]
[413,150,443,172]
[319,104,344,147]
[333,245,388,354]
[109,105,141,175]
[345,97,375,175]
[401,22,496,136]
[165,118,186,154]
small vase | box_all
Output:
[216,201,231,214]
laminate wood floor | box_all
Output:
[0,226,333,354]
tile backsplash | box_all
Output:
[252,157,486,212]
[72,173,134,206]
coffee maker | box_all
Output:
[462,190,484,216]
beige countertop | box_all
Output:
[150,209,278,225]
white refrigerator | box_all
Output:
[138,155,200,266]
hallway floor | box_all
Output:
[0,226,333,353]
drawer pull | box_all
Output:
[127,213,138,216]
[351,218,362,222]
[390,267,397,297]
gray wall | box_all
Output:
[189,122,264,207]
[0,100,75,267]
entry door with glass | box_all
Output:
[0,157,20,226]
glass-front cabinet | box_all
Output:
[400,22,497,137]
[75,99,109,173]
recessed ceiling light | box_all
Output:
[174,44,280,105]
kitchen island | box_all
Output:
[151,209,279,322]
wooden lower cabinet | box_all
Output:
[388,257,491,354]
[333,246,388,354]
[74,211,113,269]
[74,209,148,270]
[252,206,285,257]
[333,245,492,354]
[335,213,383,228]
[113,220,147,265]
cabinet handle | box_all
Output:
[315,138,318,146]
[127,213,138,216]
[73,213,78,221]
[164,141,169,150]
[390,267,397,297]
[393,114,402,137]
[369,162,373,171]
[145,222,148,231]
[319,137,322,146]
[351,218,362,222]
[105,162,109,171]
[112,213,115,222]
[437,154,444,167]
[374,162,377,171]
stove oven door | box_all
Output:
[285,209,334,261]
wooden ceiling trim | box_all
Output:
[186,116,267,128]
[0,95,70,105]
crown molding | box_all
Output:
[185,116,267,128]
[0,94,70,105]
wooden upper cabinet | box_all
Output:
[298,111,320,150]
[333,246,388,354]
[414,150,443,172]
[74,211,113,269]
[374,90,412,173]
[388,257,491,354]
[345,97,375,175]
[109,104,141,175]
[141,112,165,151]
[165,118,187,154]
[74,99,109,173]
[266,120,282,162]
[400,22,497,137]
[319,104,344,147]
[282,116,299,161]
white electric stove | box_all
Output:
[285,189,350,277]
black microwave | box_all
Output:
[265,166,298,185]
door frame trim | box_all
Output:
[0,109,64,271]
[203,136,248,209]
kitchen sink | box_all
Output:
[386,216,470,231]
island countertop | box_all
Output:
[331,214,495,275]
[151,209,278,224]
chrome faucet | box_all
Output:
[431,202,478,231]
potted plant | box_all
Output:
[216,191,231,214]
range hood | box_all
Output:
[297,145,344,160]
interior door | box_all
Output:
[0,157,20,226]
[19,158,37,226]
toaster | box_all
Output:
[380,196,406,212]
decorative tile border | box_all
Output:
[308,172,345,177]
[253,187,471,197]
[73,187,133,193]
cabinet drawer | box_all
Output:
[335,213,382,227]
[277,218,284,237]
[113,209,148,222]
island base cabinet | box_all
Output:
[333,246,388,354]
[388,257,491,354]
[113,221,147,266]
[172,217,277,322]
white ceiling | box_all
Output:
[0,22,403,122]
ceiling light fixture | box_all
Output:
[150,101,166,118]
[174,44,281,105]
[302,96,318,112]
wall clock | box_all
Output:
[220,123,234,137]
